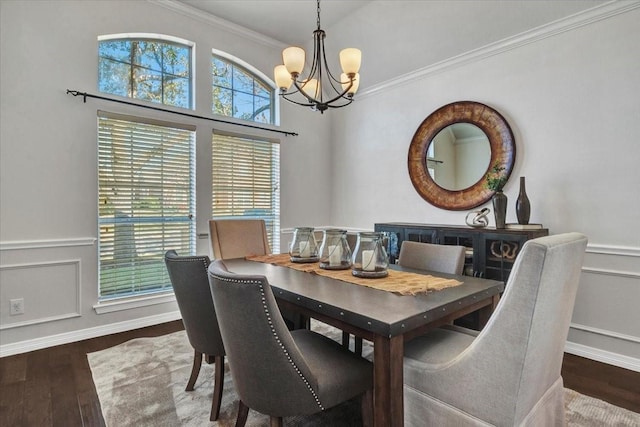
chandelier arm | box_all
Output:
[324,98,354,109]
[313,84,355,107]
[315,31,325,103]
[290,79,321,104]
[320,40,345,85]
[303,28,324,84]
[279,91,353,109]
[280,93,317,108]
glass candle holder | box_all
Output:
[352,232,389,278]
[289,226,319,263]
[319,229,352,270]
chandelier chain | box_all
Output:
[317,0,321,30]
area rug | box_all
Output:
[88,323,640,426]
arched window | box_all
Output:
[212,51,276,124]
[98,34,194,109]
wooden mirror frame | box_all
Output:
[408,101,515,210]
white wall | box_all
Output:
[0,0,331,353]
[329,3,640,368]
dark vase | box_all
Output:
[492,191,507,229]
[516,177,531,225]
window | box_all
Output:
[212,133,280,250]
[427,142,436,179]
[212,53,275,124]
[98,112,196,299]
[98,35,193,108]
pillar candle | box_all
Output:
[362,249,375,271]
[299,241,311,258]
[329,245,342,266]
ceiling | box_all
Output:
[172,1,608,89]
[176,0,371,46]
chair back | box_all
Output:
[164,250,224,356]
[207,260,323,416]
[398,241,466,275]
[448,233,587,422]
[208,219,271,260]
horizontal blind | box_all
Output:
[98,114,195,299]
[212,133,280,251]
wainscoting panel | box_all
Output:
[567,244,640,370]
[0,259,81,329]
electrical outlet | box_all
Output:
[10,298,24,315]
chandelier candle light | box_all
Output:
[274,0,362,113]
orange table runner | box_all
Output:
[246,253,463,296]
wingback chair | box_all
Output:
[208,259,374,427]
[208,218,307,330]
[402,233,588,426]
[164,250,226,421]
[398,241,466,275]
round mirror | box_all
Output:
[427,123,491,191]
[408,101,515,210]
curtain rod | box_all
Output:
[66,89,298,137]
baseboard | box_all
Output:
[0,311,182,358]
[565,341,640,373]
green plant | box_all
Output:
[486,163,507,191]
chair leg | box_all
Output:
[235,400,250,427]
[270,416,283,427]
[361,389,374,427]
[342,331,350,348]
[355,337,363,356]
[186,350,203,391]
[342,332,364,356]
[209,355,224,421]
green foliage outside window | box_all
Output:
[212,55,273,124]
[99,39,192,108]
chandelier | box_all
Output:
[274,0,361,113]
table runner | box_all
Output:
[246,253,463,296]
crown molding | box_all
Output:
[148,0,286,50]
[359,0,640,99]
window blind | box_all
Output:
[98,112,195,299]
[212,132,280,251]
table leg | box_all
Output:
[373,334,404,427]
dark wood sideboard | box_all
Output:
[374,222,548,328]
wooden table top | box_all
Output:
[223,258,504,337]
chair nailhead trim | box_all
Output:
[166,257,210,270]
[211,272,325,411]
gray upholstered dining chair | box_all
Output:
[398,240,466,275]
[164,250,226,421]
[402,233,588,426]
[208,218,307,330]
[208,259,374,427]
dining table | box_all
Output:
[223,257,504,427]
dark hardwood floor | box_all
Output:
[1,321,638,426]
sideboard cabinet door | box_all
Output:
[478,233,530,282]
[404,227,438,244]
[438,230,478,276]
